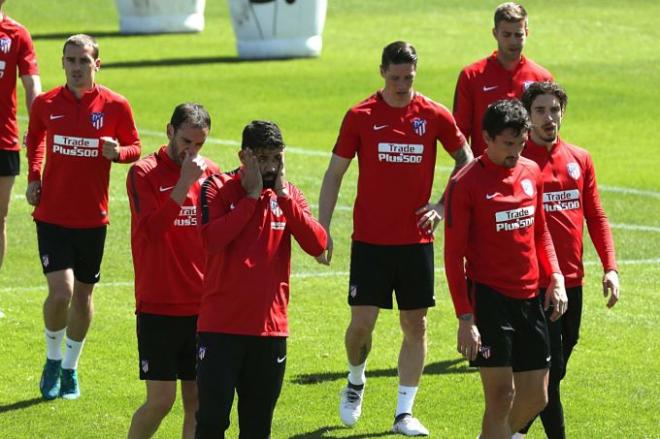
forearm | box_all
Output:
[21,75,42,113]
[116,143,142,163]
[201,197,257,251]
[280,195,327,256]
[317,170,342,230]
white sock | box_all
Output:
[512,434,525,439]
[395,385,418,416]
[347,361,366,386]
[62,337,85,370]
[45,328,65,361]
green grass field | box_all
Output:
[0,0,659,437]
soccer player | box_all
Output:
[453,2,553,157]
[444,99,567,438]
[126,103,219,439]
[316,41,472,436]
[24,34,141,400]
[0,0,41,270]
[515,82,619,439]
[195,120,327,438]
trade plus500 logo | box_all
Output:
[52,135,99,158]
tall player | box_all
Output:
[316,41,472,436]
[444,99,567,438]
[24,34,141,400]
[453,2,552,156]
[516,82,619,439]
[0,0,41,270]
[127,104,219,439]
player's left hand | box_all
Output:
[101,136,120,161]
[274,158,288,197]
[602,270,620,308]
[415,202,444,235]
[545,272,567,321]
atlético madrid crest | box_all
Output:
[567,162,581,180]
[91,112,104,130]
[0,37,11,54]
[411,118,427,136]
[521,178,534,197]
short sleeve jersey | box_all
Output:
[333,92,465,245]
[0,15,39,151]
[25,85,141,228]
[453,52,552,156]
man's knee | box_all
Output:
[347,309,378,337]
[400,311,427,340]
[485,385,516,415]
[146,391,176,417]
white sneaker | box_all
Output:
[339,385,364,427]
[392,414,429,436]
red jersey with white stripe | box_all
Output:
[453,53,552,156]
[127,146,219,316]
[334,91,466,245]
[25,85,141,228]
[523,138,617,288]
[444,155,560,316]
[198,171,327,337]
[0,15,39,151]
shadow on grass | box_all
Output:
[290,425,395,438]
[0,397,46,413]
[292,358,475,385]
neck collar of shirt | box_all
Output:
[480,153,516,176]
[489,51,527,74]
[63,84,99,102]
[376,90,417,110]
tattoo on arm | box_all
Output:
[452,145,474,172]
[459,313,473,321]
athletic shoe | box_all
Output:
[39,359,61,400]
[392,413,429,436]
[339,384,364,427]
[59,368,80,400]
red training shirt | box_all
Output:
[523,138,617,288]
[198,171,327,337]
[127,146,220,316]
[0,14,39,151]
[453,52,552,156]
[334,91,466,245]
[444,155,560,316]
[25,85,141,228]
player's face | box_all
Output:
[253,147,284,189]
[484,127,528,168]
[62,44,99,91]
[167,122,209,166]
[529,94,563,144]
[381,63,416,99]
[493,20,527,61]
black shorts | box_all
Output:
[348,241,435,310]
[0,150,19,176]
[36,221,107,284]
[470,281,550,372]
[137,313,198,381]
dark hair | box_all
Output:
[521,81,568,113]
[381,41,417,70]
[63,34,99,59]
[482,99,530,139]
[170,103,211,132]
[494,2,527,28]
[241,120,284,151]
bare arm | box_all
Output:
[315,154,351,265]
[20,74,41,113]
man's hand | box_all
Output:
[26,181,41,206]
[415,202,444,235]
[603,270,620,308]
[180,151,207,186]
[101,137,120,161]
[274,157,288,197]
[457,314,481,361]
[315,233,333,265]
[544,272,568,321]
[239,148,262,199]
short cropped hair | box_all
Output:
[63,34,99,59]
[170,103,211,132]
[241,120,284,151]
[521,81,568,114]
[381,41,417,70]
[482,99,530,139]
[494,2,528,28]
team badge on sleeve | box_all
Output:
[91,112,104,130]
[521,178,535,197]
[0,37,11,54]
[567,162,581,180]
[411,118,427,136]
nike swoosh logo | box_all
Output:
[50,114,65,120]
[483,85,498,92]
[486,193,500,200]
[276,356,286,364]
[159,185,175,192]
[373,124,388,131]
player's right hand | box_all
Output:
[457,315,481,361]
[239,148,263,199]
[180,151,207,186]
[545,272,567,321]
[315,234,333,265]
[26,181,41,206]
